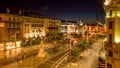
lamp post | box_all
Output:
[69,39,72,68]
[15,31,19,47]
[30,34,33,45]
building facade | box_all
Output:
[84,22,105,37]
[0,8,61,51]
[104,0,120,68]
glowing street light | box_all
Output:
[104,0,111,6]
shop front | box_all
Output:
[0,41,21,51]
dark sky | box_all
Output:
[0,0,105,22]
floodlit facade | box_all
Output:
[0,13,22,50]
[0,8,61,51]
[84,22,105,37]
[104,0,120,68]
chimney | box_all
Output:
[18,10,22,15]
[6,8,10,14]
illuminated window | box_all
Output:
[107,63,112,68]
[109,21,112,29]
[108,50,113,57]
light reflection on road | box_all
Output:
[0,48,22,59]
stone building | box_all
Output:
[0,8,61,51]
[104,0,120,68]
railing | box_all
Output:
[51,51,69,68]
[33,50,69,68]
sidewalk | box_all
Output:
[64,49,92,68]
[0,43,70,68]
[0,41,57,66]
[0,41,54,60]
[64,39,102,68]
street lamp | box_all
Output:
[15,31,19,47]
[30,34,33,45]
[69,39,72,68]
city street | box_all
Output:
[0,41,62,66]
[0,42,55,60]
[65,39,103,68]
[0,43,70,68]
[0,39,103,68]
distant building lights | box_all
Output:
[39,34,42,37]
[35,35,38,38]
[26,35,29,38]
[62,25,67,26]
[30,34,33,38]
[76,30,78,33]
[10,43,12,45]
[80,23,83,26]
[104,0,111,6]
[33,38,35,40]
[16,41,21,47]
[42,32,45,37]
[117,14,120,17]
[0,44,3,46]
[115,39,120,43]
[16,41,20,45]
[26,39,28,41]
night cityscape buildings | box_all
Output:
[104,0,120,68]
[2,0,120,68]
[0,8,105,51]
[0,8,61,51]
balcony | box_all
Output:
[104,42,113,49]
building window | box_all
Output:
[17,24,19,27]
[107,63,112,68]
[0,17,1,20]
[108,50,113,57]
[9,24,11,27]
[109,34,112,43]
[25,24,27,27]
[9,17,11,21]
[109,10,112,16]
[13,18,15,21]
[17,18,19,21]
[109,21,112,29]
[27,24,29,27]
[13,24,15,27]
[25,24,29,27]
[27,20,29,22]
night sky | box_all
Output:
[0,0,105,22]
